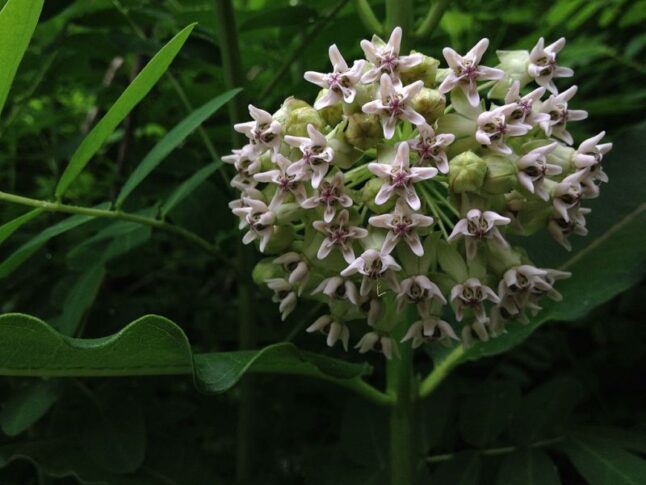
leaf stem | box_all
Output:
[385,0,413,51]
[415,0,451,39]
[0,190,219,257]
[353,0,383,35]
[418,344,464,399]
[425,436,565,463]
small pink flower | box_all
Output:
[266,278,297,321]
[368,142,437,210]
[274,252,309,291]
[408,123,454,173]
[305,45,365,109]
[355,332,400,360]
[284,124,334,189]
[396,275,446,316]
[341,249,401,297]
[504,81,550,127]
[548,206,590,251]
[450,278,501,324]
[362,74,425,139]
[300,172,353,223]
[311,276,360,305]
[401,316,458,348]
[306,315,349,350]
[438,38,504,106]
[368,200,434,256]
[360,26,423,84]
[476,104,531,155]
[516,143,561,201]
[234,105,282,152]
[312,209,368,263]
[254,153,308,210]
[538,86,588,145]
[231,197,275,253]
[448,209,511,260]
[573,132,612,199]
[528,37,573,94]
[552,171,586,221]
[223,145,262,191]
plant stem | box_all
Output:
[385,0,414,51]
[415,0,451,39]
[418,344,464,399]
[353,0,383,35]
[386,305,418,485]
[0,190,219,257]
[425,436,565,463]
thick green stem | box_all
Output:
[385,0,414,50]
[386,306,418,485]
[353,0,383,35]
[418,344,464,399]
[213,2,257,482]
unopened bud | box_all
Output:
[273,97,310,125]
[263,225,294,254]
[316,90,343,126]
[449,151,487,193]
[482,154,518,195]
[285,106,325,137]
[327,121,363,168]
[400,53,440,87]
[361,177,395,213]
[410,88,446,124]
[546,143,576,174]
[488,50,531,99]
[346,113,383,150]
[437,241,468,283]
[252,258,282,285]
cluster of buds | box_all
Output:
[226,28,611,358]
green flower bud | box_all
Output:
[488,50,531,99]
[361,177,395,214]
[400,53,440,87]
[326,120,363,168]
[449,151,487,193]
[284,106,325,137]
[275,202,303,224]
[482,154,518,195]
[506,193,551,236]
[263,225,295,254]
[252,258,283,285]
[343,84,375,115]
[410,88,446,124]
[345,112,382,151]
[483,242,522,276]
[546,143,576,174]
[316,90,343,126]
[273,97,311,125]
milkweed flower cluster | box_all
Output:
[226,27,611,358]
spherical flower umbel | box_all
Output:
[226,27,610,358]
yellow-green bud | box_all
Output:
[546,143,576,174]
[437,241,468,283]
[361,178,395,214]
[400,53,440,87]
[284,106,325,137]
[482,154,518,195]
[410,88,446,124]
[345,113,382,150]
[252,258,282,285]
[263,225,295,254]
[327,120,363,168]
[316,90,343,126]
[275,202,303,224]
[488,50,531,99]
[273,97,310,125]
[449,151,487,193]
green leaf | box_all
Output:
[50,263,105,336]
[76,390,146,474]
[459,381,520,447]
[510,377,584,444]
[0,208,43,246]
[559,434,646,485]
[431,450,481,485]
[55,23,196,198]
[116,88,241,208]
[496,449,560,485]
[571,426,646,454]
[160,161,222,217]
[0,313,193,376]
[0,0,44,118]
[193,342,372,393]
[0,203,110,279]
[0,380,59,437]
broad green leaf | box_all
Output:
[0,208,43,246]
[510,377,584,444]
[0,202,110,279]
[431,451,481,485]
[0,0,44,118]
[76,390,145,474]
[193,342,372,393]
[161,161,222,217]
[496,449,560,485]
[571,426,646,454]
[116,88,241,208]
[0,313,192,376]
[0,380,59,437]
[50,263,105,336]
[559,434,646,485]
[55,23,196,198]
[459,381,520,447]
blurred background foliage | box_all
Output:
[0,0,644,483]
